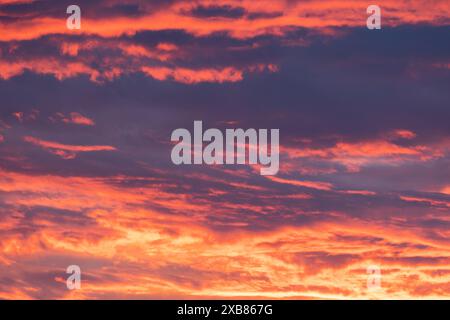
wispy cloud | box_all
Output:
[0,0,449,300]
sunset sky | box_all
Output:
[0,0,449,299]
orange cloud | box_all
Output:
[1,40,277,83]
[0,0,448,42]
[265,175,333,191]
[284,134,449,172]
[0,165,449,299]
[2,1,445,84]
[340,190,377,196]
[141,66,243,84]
[1,0,450,300]
[400,195,450,208]
[23,136,116,159]
[0,60,100,81]
[390,129,417,140]
[60,42,80,57]
[55,112,95,126]
[441,186,450,195]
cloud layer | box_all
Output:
[0,0,449,299]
